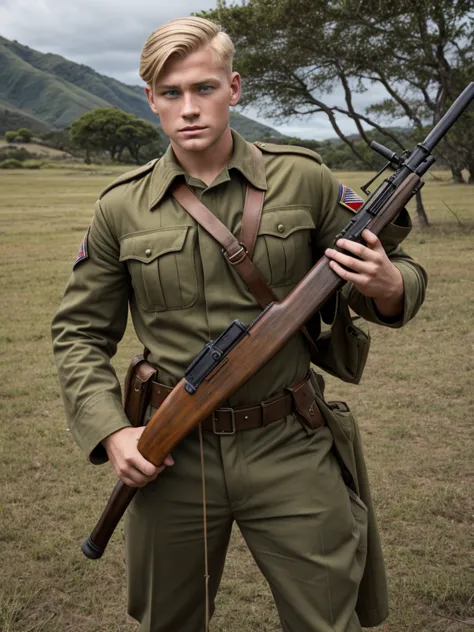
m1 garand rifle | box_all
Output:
[82,82,474,560]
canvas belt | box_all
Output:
[149,373,325,435]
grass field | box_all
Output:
[0,167,473,632]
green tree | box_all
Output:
[4,128,34,143]
[203,0,473,212]
[69,108,162,164]
[117,119,161,164]
[4,131,17,143]
[16,128,34,142]
[70,108,130,162]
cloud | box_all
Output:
[0,0,408,139]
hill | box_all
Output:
[0,104,54,136]
[0,36,282,141]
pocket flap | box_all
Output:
[258,207,314,239]
[120,227,189,264]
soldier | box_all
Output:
[52,16,427,632]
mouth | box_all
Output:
[179,126,207,134]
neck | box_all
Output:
[171,127,234,185]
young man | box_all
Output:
[52,16,426,632]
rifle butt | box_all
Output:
[82,480,137,559]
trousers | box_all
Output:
[125,413,368,632]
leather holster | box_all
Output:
[123,354,157,427]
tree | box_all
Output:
[117,119,161,164]
[69,108,162,164]
[4,131,17,143]
[202,0,474,222]
[4,128,34,143]
[16,128,34,142]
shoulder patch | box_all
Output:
[73,226,90,269]
[99,158,160,199]
[338,184,364,213]
[254,142,322,164]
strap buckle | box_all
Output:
[212,408,236,435]
[223,243,248,266]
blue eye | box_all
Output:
[199,85,213,93]
[163,90,180,98]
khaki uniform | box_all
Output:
[52,130,427,631]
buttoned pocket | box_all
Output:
[253,207,315,288]
[120,226,198,312]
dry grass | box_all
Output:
[0,139,74,160]
[0,167,473,632]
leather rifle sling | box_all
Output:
[236,147,318,352]
[170,146,274,309]
[170,145,318,352]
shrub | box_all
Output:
[0,159,24,169]
[16,128,34,142]
[23,160,43,169]
[0,147,32,162]
[4,131,17,143]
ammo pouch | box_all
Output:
[123,353,157,427]
[307,288,370,385]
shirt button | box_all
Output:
[145,248,152,257]
[277,224,285,233]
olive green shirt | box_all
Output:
[51,130,426,463]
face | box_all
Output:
[145,46,241,154]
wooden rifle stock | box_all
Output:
[81,173,421,559]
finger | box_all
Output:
[334,238,377,261]
[325,248,368,272]
[124,464,166,487]
[329,260,367,284]
[361,229,384,251]
[163,454,174,466]
[132,453,161,477]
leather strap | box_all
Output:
[149,374,324,434]
[171,146,275,309]
[170,145,319,351]
[239,146,266,259]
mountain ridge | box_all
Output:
[0,35,282,141]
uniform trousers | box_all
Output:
[125,412,368,632]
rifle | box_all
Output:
[82,82,474,560]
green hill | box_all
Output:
[0,104,54,136]
[0,36,282,141]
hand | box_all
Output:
[325,229,404,318]
[102,426,174,488]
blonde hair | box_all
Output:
[140,17,234,90]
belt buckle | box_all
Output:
[212,408,236,435]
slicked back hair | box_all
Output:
[140,17,234,90]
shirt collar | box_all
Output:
[148,129,267,210]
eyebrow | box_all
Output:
[155,78,221,90]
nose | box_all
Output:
[181,92,200,119]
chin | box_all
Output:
[171,125,229,153]
[174,135,217,153]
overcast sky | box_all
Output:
[0,0,406,140]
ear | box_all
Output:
[229,72,241,107]
[145,86,159,116]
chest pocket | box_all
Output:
[252,207,315,288]
[120,226,198,312]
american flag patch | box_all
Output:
[74,227,90,269]
[338,184,364,212]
